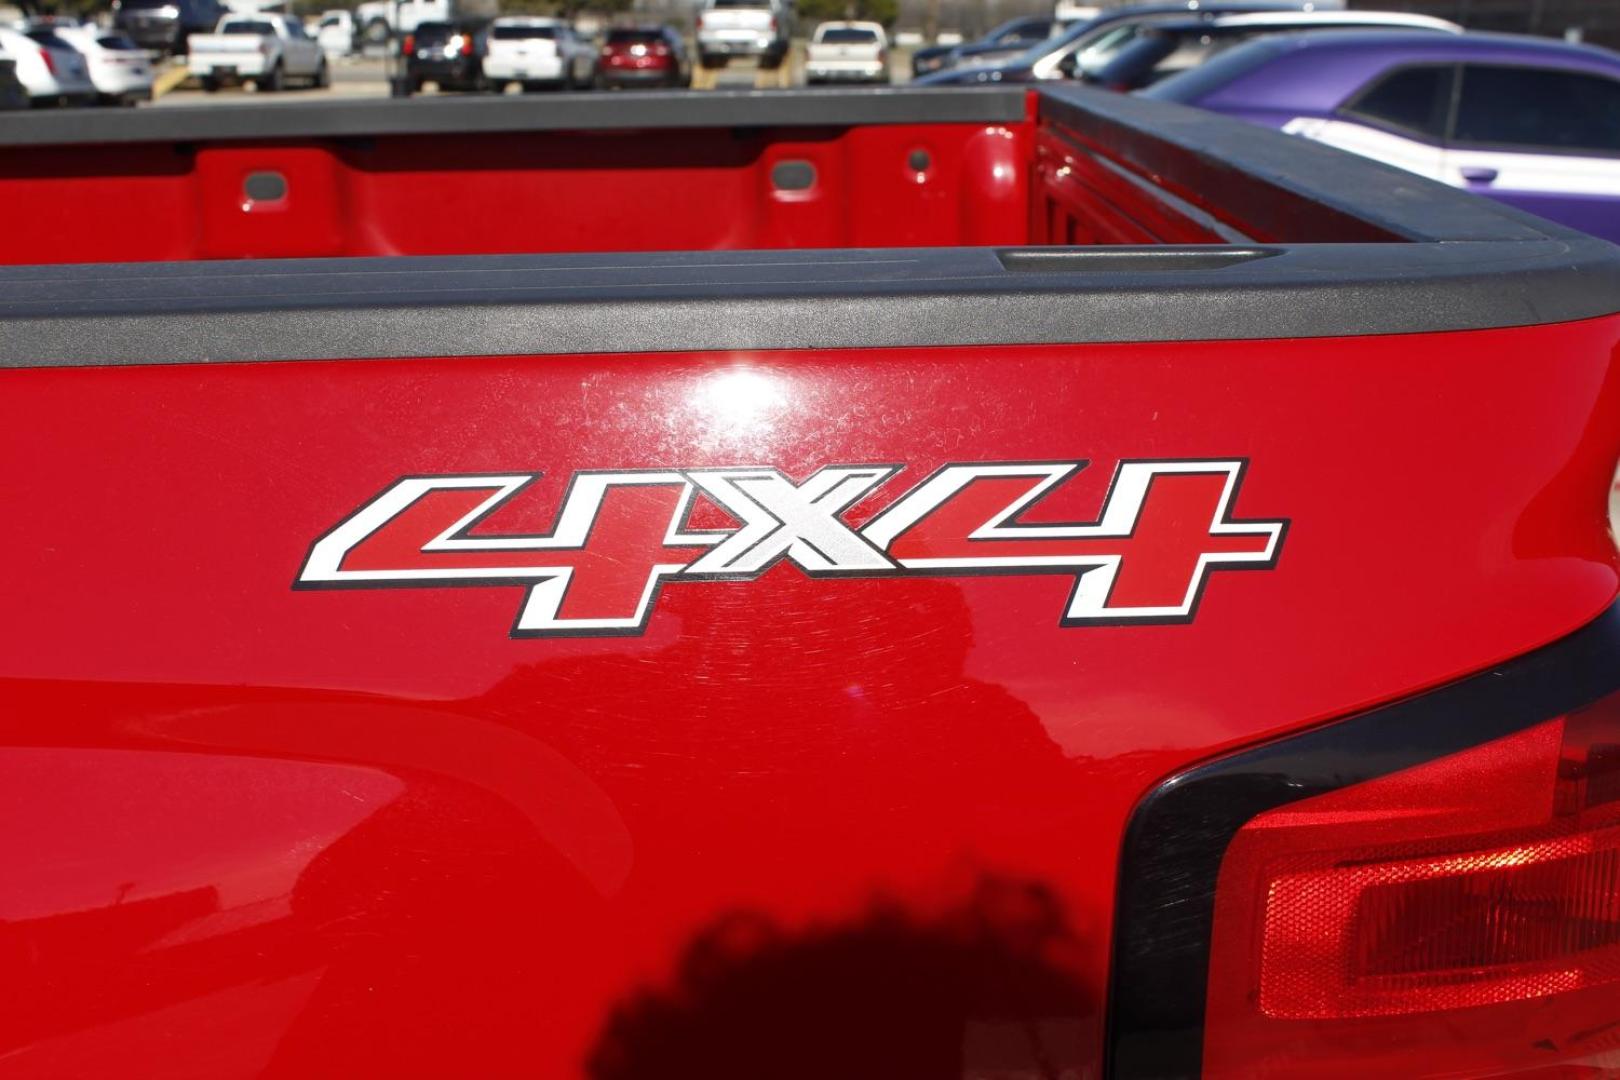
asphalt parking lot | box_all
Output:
[150,47,913,106]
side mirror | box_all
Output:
[1056,50,1077,78]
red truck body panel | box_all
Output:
[3,87,1620,1077]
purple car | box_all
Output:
[1143,30,1620,243]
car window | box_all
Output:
[98,34,142,49]
[24,29,71,48]
[318,16,340,28]
[118,0,173,10]
[285,19,309,39]
[1453,64,1620,154]
[1342,64,1454,141]
[221,20,276,35]
[710,0,770,8]
[607,29,664,46]
[1074,24,1141,75]
[493,25,556,40]
[414,22,454,42]
[818,28,878,44]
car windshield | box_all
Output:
[221,20,276,35]
[1093,26,1271,88]
[97,33,142,49]
[492,25,556,39]
[25,30,72,48]
[318,16,341,27]
[819,28,877,44]
[1138,34,1285,101]
[118,0,174,10]
[999,12,1121,71]
[413,22,454,42]
[606,29,663,45]
[709,0,771,8]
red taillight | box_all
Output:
[402,33,414,53]
[40,48,56,76]
[1205,696,1620,1076]
[460,35,473,56]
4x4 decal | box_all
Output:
[295,460,1287,637]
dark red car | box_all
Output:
[597,24,689,89]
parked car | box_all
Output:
[1078,11,1460,91]
[1145,29,1620,243]
[805,21,888,84]
[695,0,791,69]
[596,24,689,89]
[913,0,1344,86]
[0,55,26,110]
[482,17,593,92]
[404,19,486,93]
[45,25,156,105]
[315,9,355,56]
[0,26,94,106]
[189,13,328,91]
[910,15,1057,78]
[354,0,497,50]
[111,0,227,56]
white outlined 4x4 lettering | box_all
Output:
[294,459,1287,637]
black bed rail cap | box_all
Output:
[0,87,1027,148]
[1035,82,1561,244]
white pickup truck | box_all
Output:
[805,20,888,84]
[188,13,327,91]
[694,0,791,68]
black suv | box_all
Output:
[405,20,488,93]
[112,0,226,55]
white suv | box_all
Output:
[482,17,595,91]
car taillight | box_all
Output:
[1110,597,1620,1079]
[402,33,414,53]
[767,16,776,32]
[1202,698,1620,1077]
[40,48,56,75]
[459,34,472,56]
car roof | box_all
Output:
[1149,12,1461,34]
[1207,11,1460,32]
[1144,28,1620,109]
[491,16,563,24]
[1228,27,1620,67]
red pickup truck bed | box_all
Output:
[2,88,1619,1078]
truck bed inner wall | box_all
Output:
[0,88,1407,267]
[1,122,1045,264]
